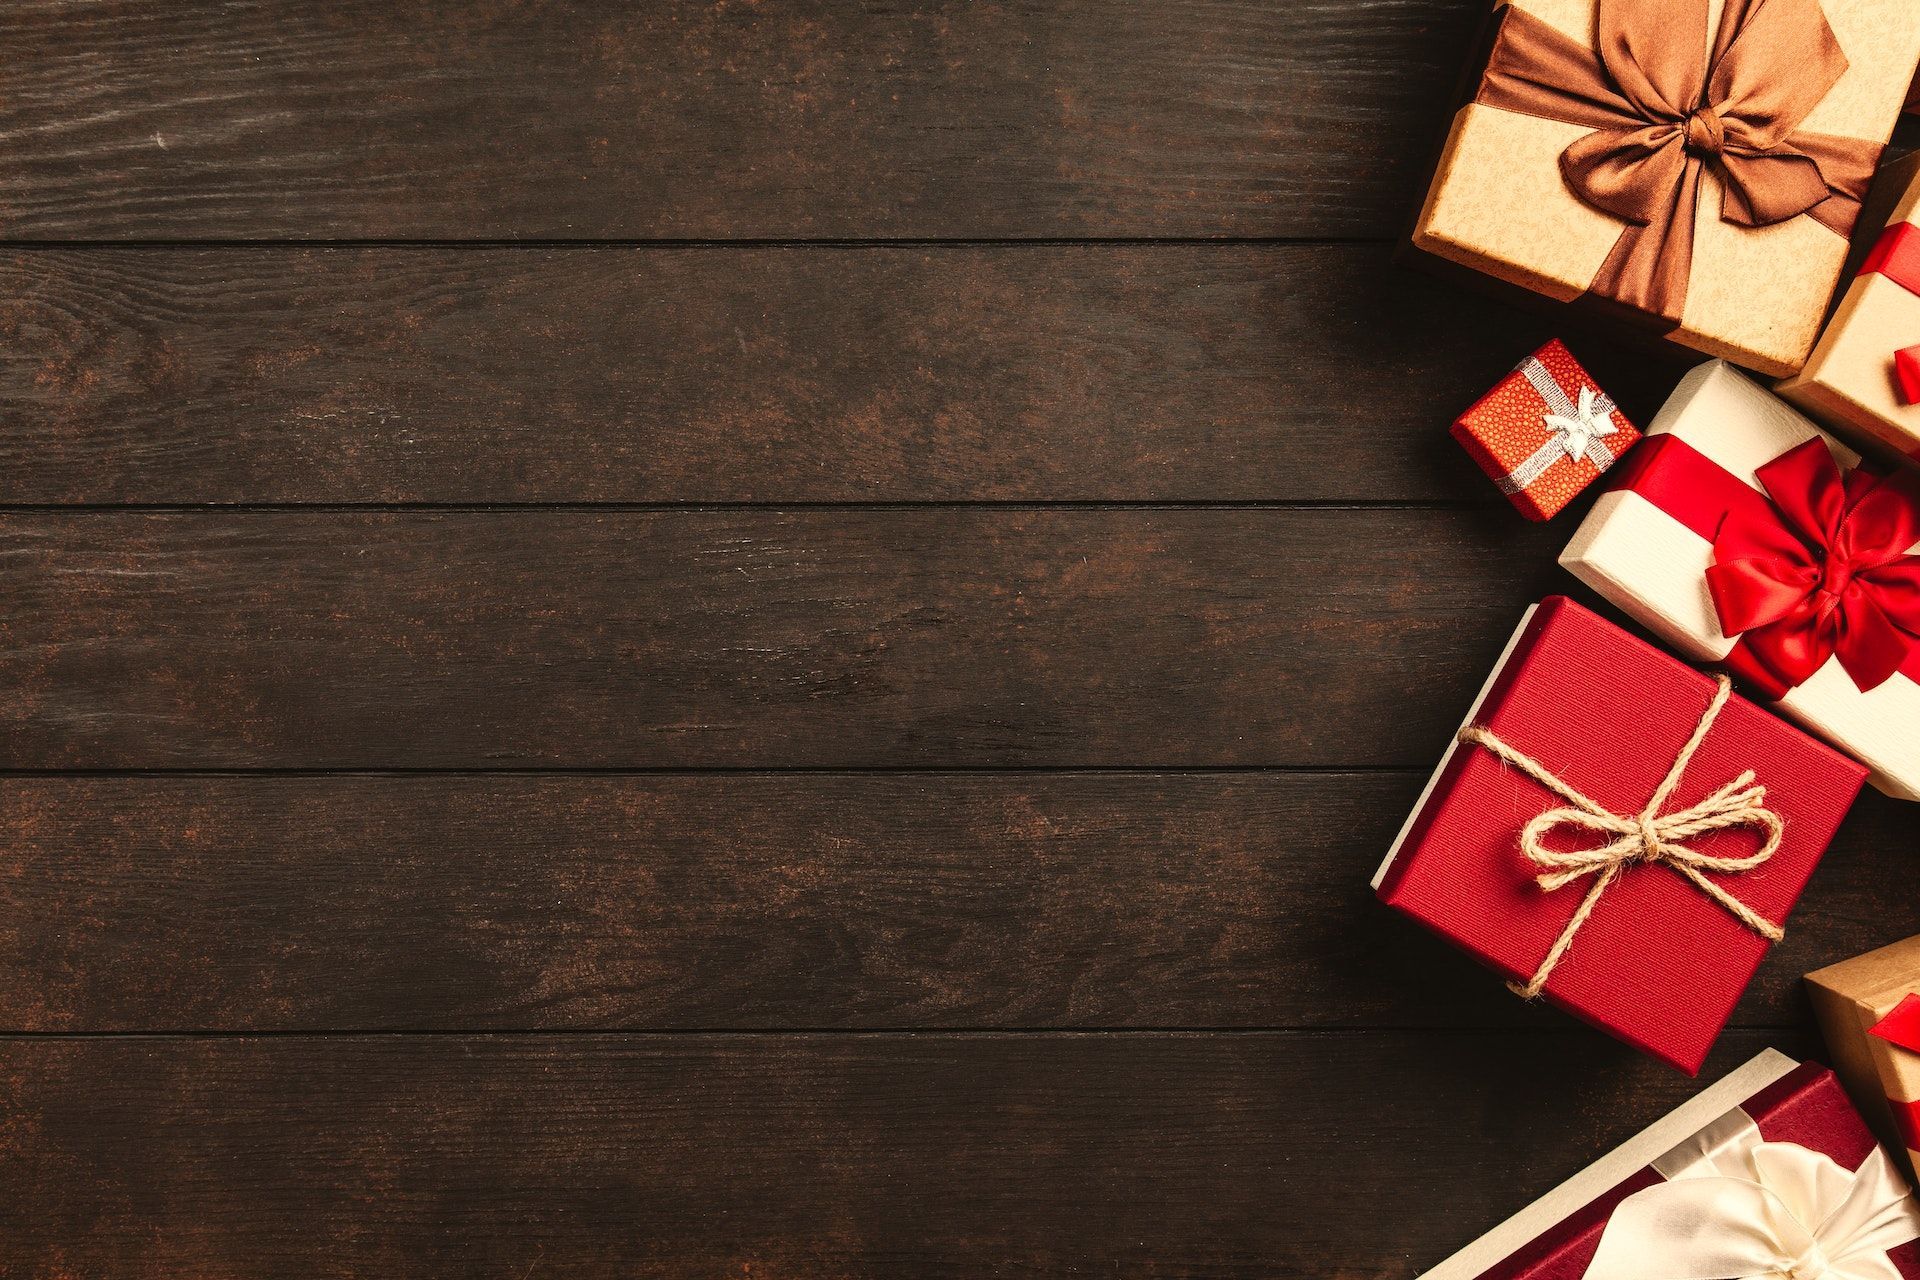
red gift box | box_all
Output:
[1374,597,1866,1074]
[1419,1052,1920,1280]
[1452,340,1640,521]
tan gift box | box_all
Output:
[1783,152,1920,458]
[1413,0,1920,378]
[1808,935,1920,1180]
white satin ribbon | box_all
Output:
[1495,358,1621,496]
[1584,1107,1920,1280]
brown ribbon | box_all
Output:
[1476,0,1882,324]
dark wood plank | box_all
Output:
[0,1028,1811,1279]
[0,773,1905,1033]
[0,245,1685,505]
[0,0,1482,241]
[0,508,1566,770]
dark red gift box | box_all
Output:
[1374,597,1866,1074]
[1418,1052,1920,1279]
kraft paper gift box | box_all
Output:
[1561,360,1920,800]
[1809,935,1920,1181]
[1783,152,1920,458]
[1411,0,1920,378]
[1417,1050,1920,1280]
[1453,339,1642,521]
[1374,596,1864,1075]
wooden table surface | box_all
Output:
[4,3,1918,1276]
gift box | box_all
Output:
[1453,340,1641,520]
[1411,0,1920,377]
[1561,359,1920,800]
[1809,935,1920,1180]
[1417,1050,1920,1279]
[1782,152,1920,457]
[1374,596,1865,1074]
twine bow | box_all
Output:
[1458,675,1784,1000]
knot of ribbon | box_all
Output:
[1583,1107,1920,1280]
[1458,675,1783,1000]
[1706,437,1920,698]
[1683,105,1727,157]
[1476,0,1880,324]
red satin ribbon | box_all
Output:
[1870,992,1920,1054]
[1891,1097,1920,1155]
[1860,222,1920,405]
[1870,994,1920,1152]
[1612,434,1920,696]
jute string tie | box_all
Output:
[1456,675,1784,1000]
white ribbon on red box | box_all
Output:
[1584,1106,1920,1280]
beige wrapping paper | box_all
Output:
[1413,0,1920,377]
[1782,152,1920,458]
[1809,936,1920,1182]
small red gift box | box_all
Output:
[1452,340,1640,521]
[1418,1051,1920,1280]
[1374,597,1866,1074]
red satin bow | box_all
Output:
[1705,438,1920,697]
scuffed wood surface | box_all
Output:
[0,774,1910,1033]
[0,508,1567,769]
[0,245,1681,505]
[0,1029,1809,1279]
[0,0,1482,240]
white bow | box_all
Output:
[1585,1110,1920,1280]
[1543,386,1619,463]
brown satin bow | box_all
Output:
[1477,0,1882,324]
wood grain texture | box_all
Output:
[0,774,1909,1033]
[0,508,1568,769]
[0,245,1685,505]
[0,0,1484,241]
[0,1028,1812,1279]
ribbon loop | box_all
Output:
[1458,675,1784,1000]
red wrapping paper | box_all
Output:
[1376,597,1866,1074]
[1425,1058,1920,1279]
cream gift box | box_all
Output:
[1783,152,1920,458]
[1560,360,1920,799]
[1412,0,1920,377]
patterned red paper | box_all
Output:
[1376,597,1866,1074]
[1452,340,1640,521]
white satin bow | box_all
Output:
[1585,1109,1920,1280]
[1544,385,1618,463]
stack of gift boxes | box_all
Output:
[1378,0,1920,1273]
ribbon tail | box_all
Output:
[1723,631,1822,702]
[1587,158,1706,325]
